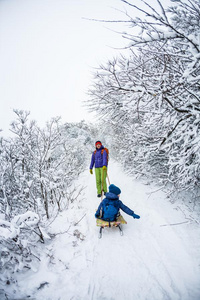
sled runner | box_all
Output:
[96,214,127,238]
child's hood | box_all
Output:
[105,192,119,201]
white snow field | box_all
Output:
[3,161,200,300]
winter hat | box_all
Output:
[109,184,121,195]
[95,141,102,147]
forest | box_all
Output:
[0,0,200,298]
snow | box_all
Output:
[12,211,40,228]
[0,219,19,239]
[1,161,200,300]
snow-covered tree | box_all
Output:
[88,0,200,192]
[0,110,96,284]
[0,110,94,220]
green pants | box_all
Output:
[95,167,107,194]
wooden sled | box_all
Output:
[96,214,127,227]
[96,214,127,238]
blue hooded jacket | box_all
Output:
[90,145,108,169]
[95,192,135,221]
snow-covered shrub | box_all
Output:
[0,111,97,286]
[0,212,43,284]
[0,110,95,220]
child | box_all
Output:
[95,184,140,222]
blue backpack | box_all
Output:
[102,202,119,222]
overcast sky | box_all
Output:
[0,0,173,137]
[0,0,129,136]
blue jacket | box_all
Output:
[95,192,135,220]
[90,145,108,169]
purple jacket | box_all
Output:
[90,145,108,169]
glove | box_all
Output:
[102,166,107,171]
[90,169,93,174]
[133,213,140,219]
[95,213,99,218]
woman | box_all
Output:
[89,141,108,197]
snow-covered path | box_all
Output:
[10,161,200,300]
[79,161,200,300]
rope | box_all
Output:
[107,171,111,186]
[101,169,110,201]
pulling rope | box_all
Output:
[107,171,111,186]
[101,169,111,201]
